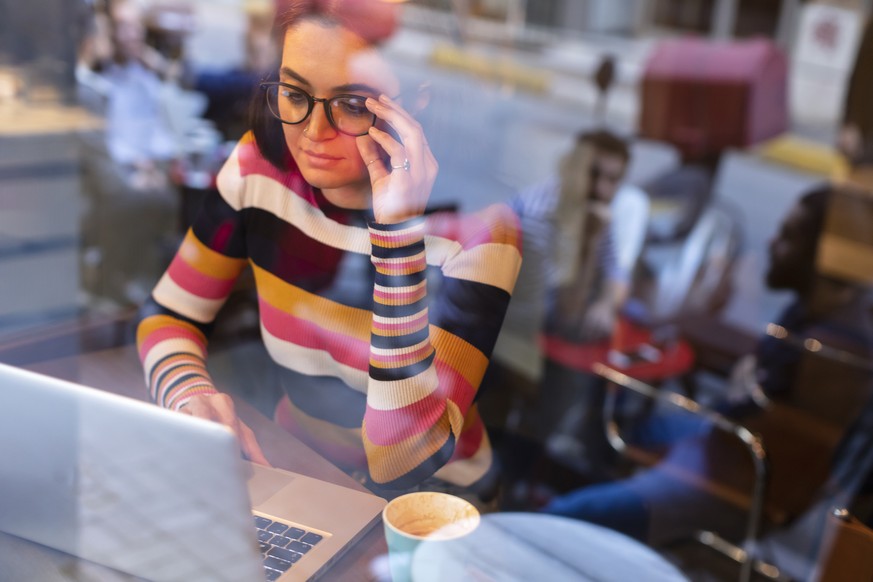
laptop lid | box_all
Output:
[0,363,385,581]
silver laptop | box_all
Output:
[0,363,386,581]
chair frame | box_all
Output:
[594,362,784,582]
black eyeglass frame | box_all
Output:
[259,81,377,137]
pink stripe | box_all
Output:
[371,344,433,366]
[139,327,207,361]
[424,204,520,250]
[375,257,426,274]
[167,256,237,300]
[163,379,216,408]
[363,392,447,445]
[434,359,477,414]
[237,139,319,208]
[374,287,426,303]
[371,312,428,334]
[259,300,369,370]
[370,230,423,248]
[363,356,478,446]
[452,417,485,461]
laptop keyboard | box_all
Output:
[254,515,324,581]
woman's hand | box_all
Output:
[179,393,272,466]
[356,94,438,224]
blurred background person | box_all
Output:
[541,186,873,552]
[480,129,649,494]
[191,0,277,142]
[838,14,873,166]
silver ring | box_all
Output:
[366,159,380,166]
[391,158,410,171]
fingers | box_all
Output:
[365,95,430,169]
[367,126,408,170]
[356,134,389,182]
[239,422,272,467]
[177,394,271,466]
[366,95,420,147]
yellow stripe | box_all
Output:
[178,230,248,280]
[137,314,207,348]
[363,415,452,484]
[431,326,488,391]
[253,263,371,340]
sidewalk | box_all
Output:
[391,5,848,146]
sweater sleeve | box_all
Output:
[136,143,250,410]
[362,204,522,488]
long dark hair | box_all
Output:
[249,0,399,170]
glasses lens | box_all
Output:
[265,84,311,124]
[329,96,376,136]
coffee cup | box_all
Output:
[382,491,480,582]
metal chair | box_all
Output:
[593,319,873,582]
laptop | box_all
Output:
[0,363,387,581]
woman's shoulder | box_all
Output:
[216,132,316,208]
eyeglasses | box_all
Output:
[260,81,377,137]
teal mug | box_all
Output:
[382,492,480,582]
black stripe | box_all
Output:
[279,368,366,428]
[372,297,427,319]
[139,299,215,338]
[367,217,425,232]
[374,271,425,289]
[370,239,425,259]
[190,190,249,258]
[148,352,207,386]
[370,327,429,350]
[371,434,456,490]
[153,360,208,393]
[428,277,511,357]
[369,351,435,382]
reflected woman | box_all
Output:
[136,0,521,507]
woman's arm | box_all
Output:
[363,204,522,488]
[136,139,269,464]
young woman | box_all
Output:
[136,0,521,504]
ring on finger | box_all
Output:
[391,158,410,171]
[366,159,380,166]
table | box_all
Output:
[410,513,689,582]
[0,338,387,582]
[540,319,695,383]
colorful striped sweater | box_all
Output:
[137,133,522,491]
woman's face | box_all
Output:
[279,18,399,207]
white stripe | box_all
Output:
[261,325,369,392]
[142,337,212,401]
[142,337,208,380]
[370,337,431,357]
[366,365,440,410]
[224,173,520,290]
[373,250,426,265]
[433,408,492,486]
[374,279,426,295]
[231,174,371,252]
[153,273,226,324]
[369,221,425,238]
[442,243,522,294]
[372,308,428,326]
